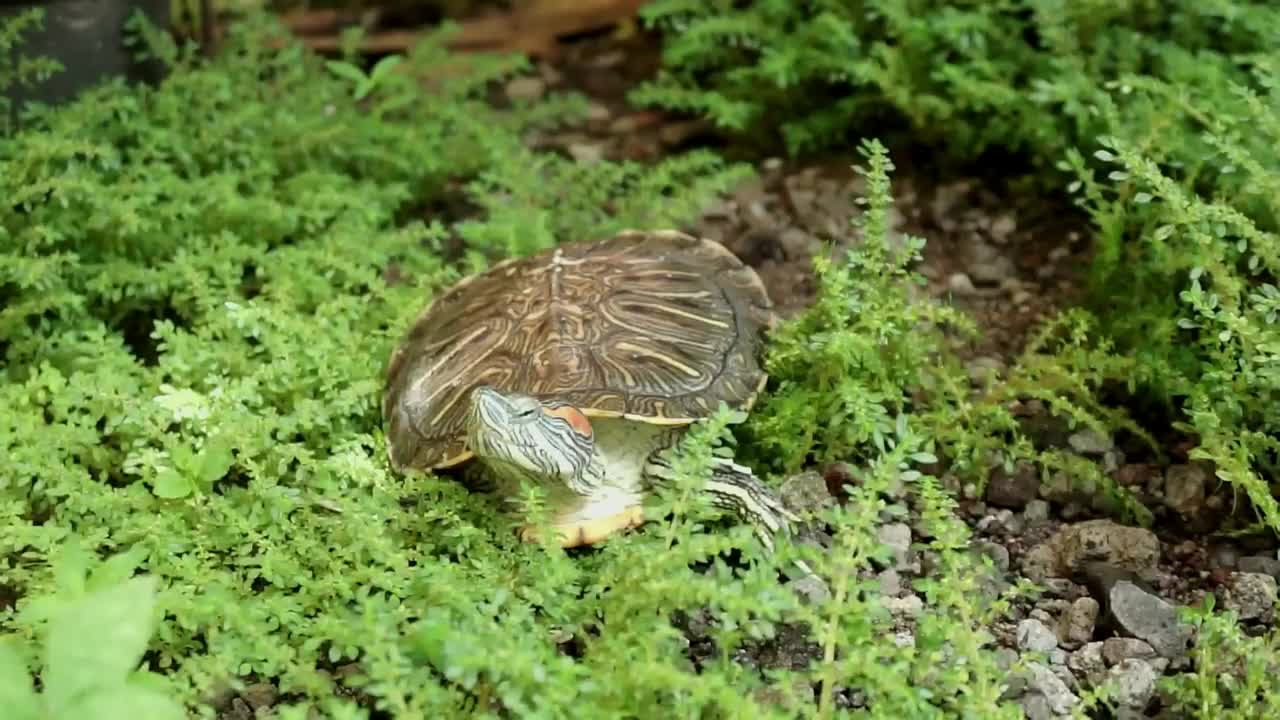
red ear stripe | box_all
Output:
[544,406,593,438]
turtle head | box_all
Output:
[465,385,597,490]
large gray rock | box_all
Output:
[1023,520,1161,581]
[1056,520,1161,576]
[1108,581,1193,659]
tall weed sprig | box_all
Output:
[746,139,1029,718]
[745,138,969,474]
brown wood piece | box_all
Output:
[280,0,650,58]
[280,8,359,35]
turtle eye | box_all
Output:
[511,399,541,419]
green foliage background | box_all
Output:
[639,0,1280,535]
[0,10,1031,720]
[635,1,1280,714]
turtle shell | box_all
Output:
[382,229,776,471]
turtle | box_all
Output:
[382,228,798,550]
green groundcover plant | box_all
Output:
[0,9,1042,719]
[4,1,1277,716]
[638,0,1280,714]
[636,0,1280,537]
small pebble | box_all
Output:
[1238,555,1280,580]
[885,594,924,618]
[1067,429,1114,455]
[780,471,836,516]
[791,574,832,605]
[1164,463,1209,515]
[1016,618,1059,654]
[1020,693,1053,720]
[1023,500,1051,523]
[878,568,903,597]
[1222,572,1278,622]
[504,76,547,102]
[1022,662,1079,715]
[1068,642,1107,686]
[989,214,1017,242]
[947,272,979,296]
[567,143,605,164]
[586,101,611,121]
[1102,637,1157,666]
[967,356,1005,385]
[973,540,1011,574]
[986,462,1040,509]
[1057,597,1099,649]
[1107,659,1158,709]
[877,523,916,572]
[1209,542,1241,570]
[241,683,278,710]
[1107,581,1193,659]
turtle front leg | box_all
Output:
[700,457,800,551]
[644,447,799,552]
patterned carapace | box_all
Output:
[383,229,776,470]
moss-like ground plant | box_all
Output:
[0,8,1040,718]
[638,0,1280,713]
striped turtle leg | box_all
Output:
[643,436,799,552]
[700,457,800,551]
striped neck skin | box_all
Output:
[465,385,602,495]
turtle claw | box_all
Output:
[518,505,646,548]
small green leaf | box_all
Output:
[195,440,234,487]
[368,55,403,83]
[152,468,193,499]
[0,641,40,720]
[51,543,91,599]
[44,576,160,717]
[88,545,149,592]
[61,682,185,720]
[325,60,367,84]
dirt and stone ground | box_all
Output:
[214,18,1278,720]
